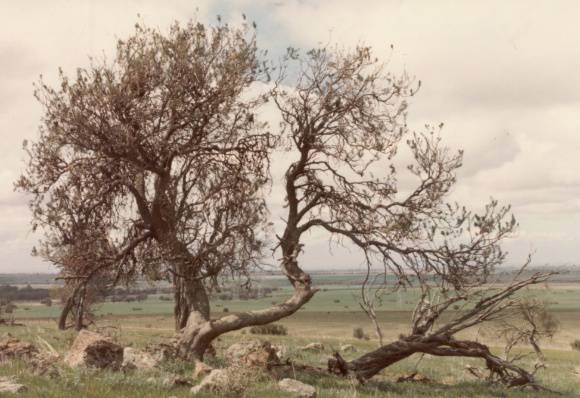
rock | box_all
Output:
[299,342,324,352]
[0,337,38,361]
[64,330,123,370]
[278,378,316,397]
[339,344,356,353]
[193,361,214,379]
[0,377,27,394]
[122,347,158,370]
[273,344,287,358]
[30,353,61,378]
[145,342,176,362]
[191,369,229,395]
[225,340,279,368]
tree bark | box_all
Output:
[58,296,74,330]
[182,279,315,360]
[174,277,193,331]
[329,335,538,388]
[74,284,87,331]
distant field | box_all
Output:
[9,276,580,319]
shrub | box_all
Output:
[334,299,341,303]
[353,327,366,340]
[249,323,288,336]
[132,307,143,311]
[223,307,229,313]
[40,297,52,307]
[571,340,580,351]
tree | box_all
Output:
[272,46,555,390]
[0,299,17,325]
[17,20,272,357]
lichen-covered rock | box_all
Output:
[0,377,27,394]
[122,347,158,370]
[30,353,61,378]
[190,369,229,395]
[225,340,279,368]
[0,337,38,361]
[299,342,324,352]
[193,361,213,379]
[64,330,123,370]
[278,378,316,397]
[145,342,176,362]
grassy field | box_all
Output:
[1,309,580,397]
[10,277,580,319]
[2,273,580,396]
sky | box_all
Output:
[0,0,579,273]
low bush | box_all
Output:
[249,323,288,336]
[571,340,580,351]
[353,327,366,340]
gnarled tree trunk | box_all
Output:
[58,296,74,330]
[328,335,538,389]
[177,264,315,360]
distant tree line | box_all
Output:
[0,284,50,301]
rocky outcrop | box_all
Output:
[0,337,38,361]
[190,369,229,395]
[278,378,316,397]
[0,378,27,394]
[122,347,158,370]
[64,330,123,370]
[225,340,279,368]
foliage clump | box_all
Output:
[249,324,288,336]
[352,327,368,340]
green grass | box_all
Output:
[11,282,580,320]
[2,273,580,396]
[1,312,579,397]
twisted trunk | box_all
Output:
[177,253,315,360]
[329,335,538,388]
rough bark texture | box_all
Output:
[58,296,74,331]
[329,336,539,389]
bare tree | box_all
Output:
[17,20,273,359]
[329,266,555,390]
[272,45,555,390]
